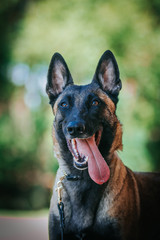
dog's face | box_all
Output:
[46,50,122,185]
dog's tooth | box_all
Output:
[72,139,76,147]
[73,147,78,157]
[85,156,88,162]
[73,156,79,162]
[71,139,80,157]
[75,149,79,156]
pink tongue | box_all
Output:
[75,136,110,185]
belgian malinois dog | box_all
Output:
[46,50,160,240]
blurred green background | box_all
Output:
[0,0,160,210]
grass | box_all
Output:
[0,208,49,217]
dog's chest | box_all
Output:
[64,182,97,230]
[63,182,121,239]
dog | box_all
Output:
[46,50,160,240]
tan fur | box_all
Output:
[96,89,123,154]
[53,102,58,115]
[110,120,123,154]
[52,126,62,161]
[53,95,62,115]
[108,155,140,239]
[96,89,115,114]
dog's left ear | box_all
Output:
[46,52,73,105]
[92,50,122,104]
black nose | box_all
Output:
[67,121,85,136]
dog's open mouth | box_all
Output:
[67,130,102,170]
[67,129,110,185]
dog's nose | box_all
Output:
[67,121,85,136]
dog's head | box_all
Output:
[46,50,123,185]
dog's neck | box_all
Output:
[58,152,127,195]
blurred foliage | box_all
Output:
[0,0,28,101]
[0,0,160,209]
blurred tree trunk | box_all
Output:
[0,0,30,102]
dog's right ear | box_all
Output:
[46,53,73,105]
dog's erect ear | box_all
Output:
[46,53,73,105]
[92,50,122,104]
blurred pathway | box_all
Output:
[0,216,48,240]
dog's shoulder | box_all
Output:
[134,171,160,201]
[133,172,160,239]
[134,171,160,191]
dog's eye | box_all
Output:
[92,100,99,106]
[61,102,68,108]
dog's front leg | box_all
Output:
[48,185,64,240]
[49,210,78,240]
[49,210,61,240]
[48,180,72,240]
